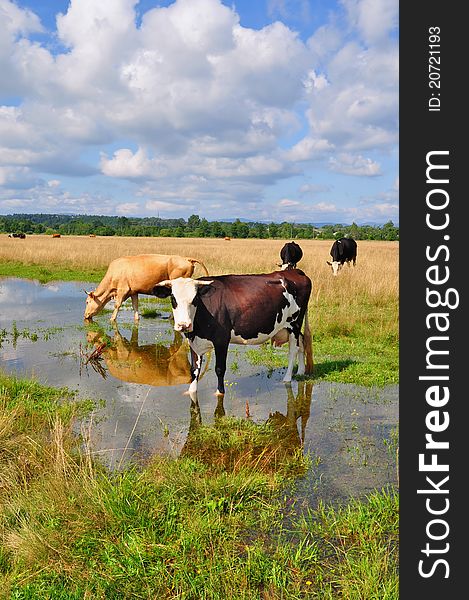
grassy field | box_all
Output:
[0,234,399,386]
[0,373,399,599]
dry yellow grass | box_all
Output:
[0,233,398,295]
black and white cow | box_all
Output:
[279,241,303,270]
[327,237,357,275]
[153,270,313,397]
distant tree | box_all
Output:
[267,223,279,238]
[279,222,294,239]
[200,219,211,237]
[350,222,360,240]
[187,214,201,229]
[237,222,249,238]
[159,228,173,237]
[381,220,399,240]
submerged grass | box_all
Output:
[0,372,399,599]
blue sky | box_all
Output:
[0,0,398,224]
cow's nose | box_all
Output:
[176,322,192,332]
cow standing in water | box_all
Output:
[83,254,209,323]
[153,269,313,397]
[279,241,303,270]
[327,238,357,275]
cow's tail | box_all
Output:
[303,307,314,375]
[189,258,210,277]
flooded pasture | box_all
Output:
[0,277,398,505]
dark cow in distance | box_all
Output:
[9,232,26,239]
[153,269,313,397]
[327,237,357,275]
[279,241,303,270]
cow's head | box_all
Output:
[153,277,213,332]
[83,290,102,320]
[326,260,342,276]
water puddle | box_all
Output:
[0,277,398,504]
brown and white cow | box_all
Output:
[84,254,209,322]
[153,269,313,397]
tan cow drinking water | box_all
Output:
[84,254,209,322]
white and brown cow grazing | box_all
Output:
[278,241,303,270]
[84,254,209,322]
[327,237,357,275]
[153,269,313,397]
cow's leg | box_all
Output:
[130,325,139,345]
[110,297,122,321]
[296,333,306,376]
[283,331,299,382]
[188,347,203,395]
[214,343,229,396]
[131,294,139,321]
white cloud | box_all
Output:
[278,198,300,207]
[284,137,333,162]
[299,183,331,195]
[116,202,139,214]
[0,0,43,35]
[312,202,337,212]
[146,199,196,213]
[328,153,381,176]
[341,0,398,46]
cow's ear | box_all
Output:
[152,284,172,298]
[326,261,331,266]
[198,284,214,297]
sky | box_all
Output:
[0,0,398,224]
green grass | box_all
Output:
[0,262,105,284]
[0,372,399,599]
[246,301,398,387]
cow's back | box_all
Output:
[330,238,357,261]
[195,270,311,337]
[106,254,195,293]
[342,238,357,258]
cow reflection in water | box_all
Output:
[86,326,194,386]
[181,381,314,468]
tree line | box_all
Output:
[0,213,399,241]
